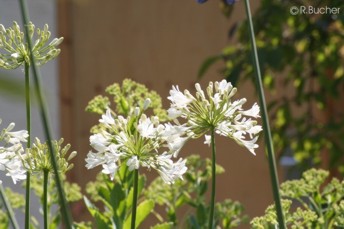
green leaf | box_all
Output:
[198,55,222,79]
[196,203,207,226]
[111,183,125,212]
[198,181,208,196]
[123,200,155,229]
[126,175,146,209]
[83,196,110,229]
[150,222,174,229]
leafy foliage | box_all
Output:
[251,199,318,229]
[29,174,82,229]
[84,155,247,228]
[145,155,247,228]
[85,165,153,229]
[86,78,168,130]
[200,0,344,173]
[0,188,25,228]
[251,169,344,228]
[0,175,81,229]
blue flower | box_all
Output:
[226,0,236,5]
[196,0,208,3]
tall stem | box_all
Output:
[43,170,49,229]
[0,184,19,229]
[131,169,139,229]
[18,1,74,228]
[24,62,31,229]
[208,128,216,229]
[243,0,286,228]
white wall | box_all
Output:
[0,0,59,227]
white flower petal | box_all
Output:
[90,132,110,152]
[102,162,118,180]
[138,115,156,138]
[242,103,260,118]
[157,156,187,184]
[204,135,211,147]
[127,156,140,171]
[99,109,115,126]
[168,85,193,109]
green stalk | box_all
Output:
[43,170,49,229]
[131,169,139,229]
[0,184,19,229]
[18,0,74,228]
[208,128,216,229]
[24,61,31,229]
[243,0,286,228]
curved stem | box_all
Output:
[0,184,19,229]
[43,170,49,229]
[24,61,31,229]
[243,0,286,228]
[131,169,139,229]
[18,1,73,228]
[208,128,216,229]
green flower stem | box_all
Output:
[43,170,49,229]
[243,0,286,228]
[170,185,177,225]
[0,184,19,229]
[18,0,74,228]
[24,61,31,229]
[208,128,216,229]
[131,169,139,229]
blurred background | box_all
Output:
[0,0,59,227]
[1,0,344,228]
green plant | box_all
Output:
[251,168,344,228]
[200,0,344,174]
[86,79,167,120]
[85,79,187,229]
[145,155,247,229]
[84,166,153,229]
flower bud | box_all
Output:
[0,24,5,33]
[134,107,140,116]
[68,151,77,161]
[143,98,151,110]
[49,37,64,46]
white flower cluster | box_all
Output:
[0,119,28,184]
[168,80,262,155]
[0,22,63,70]
[85,99,187,184]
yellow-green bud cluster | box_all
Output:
[24,138,76,174]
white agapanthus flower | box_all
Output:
[85,99,188,184]
[0,119,28,184]
[167,80,262,155]
[155,153,187,184]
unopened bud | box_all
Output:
[228,87,237,98]
[134,107,140,116]
[68,151,77,161]
[143,98,151,110]
[0,24,5,33]
[50,37,64,46]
